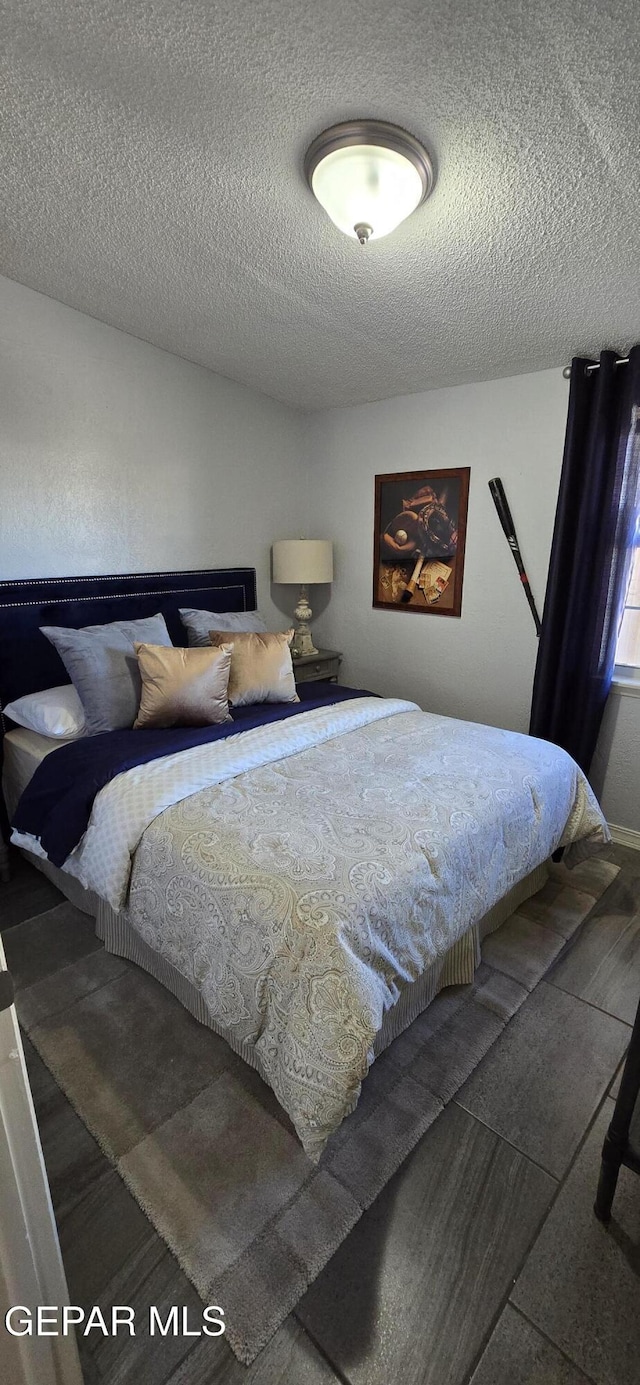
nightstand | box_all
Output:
[292,649,342,684]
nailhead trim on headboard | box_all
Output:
[0,584,246,611]
[0,567,255,588]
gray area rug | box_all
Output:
[16,856,618,1364]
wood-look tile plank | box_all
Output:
[77,1237,224,1385]
[70,1344,105,1385]
[512,1098,640,1385]
[22,1031,62,1107]
[57,1166,159,1307]
[297,1101,554,1385]
[23,1037,110,1221]
[469,1304,593,1384]
[548,873,640,1024]
[457,981,630,1177]
[608,1056,628,1100]
[166,1319,342,1384]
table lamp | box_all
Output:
[272,539,333,657]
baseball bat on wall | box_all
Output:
[488,477,542,636]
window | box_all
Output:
[615,512,640,675]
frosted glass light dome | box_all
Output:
[305,121,434,244]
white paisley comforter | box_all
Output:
[15,697,609,1155]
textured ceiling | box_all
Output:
[2,0,639,410]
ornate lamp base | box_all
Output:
[292,585,318,657]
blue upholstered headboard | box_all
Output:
[0,567,257,713]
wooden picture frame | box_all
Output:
[373,468,470,616]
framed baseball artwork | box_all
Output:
[373,468,470,616]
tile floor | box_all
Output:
[2,843,639,1385]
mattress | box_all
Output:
[2,727,70,819]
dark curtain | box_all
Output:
[529,345,640,774]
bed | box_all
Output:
[0,567,609,1159]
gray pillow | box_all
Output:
[41,613,172,735]
[179,607,267,648]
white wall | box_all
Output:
[591,689,640,835]
[305,370,640,834]
[0,276,305,626]
[306,369,565,729]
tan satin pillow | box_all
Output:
[133,643,233,729]
[208,629,299,707]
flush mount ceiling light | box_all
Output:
[304,120,435,245]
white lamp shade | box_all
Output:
[272,539,333,585]
[311,143,425,242]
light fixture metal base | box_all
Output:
[354,222,373,245]
[304,119,435,203]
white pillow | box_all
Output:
[3,685,86,739]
